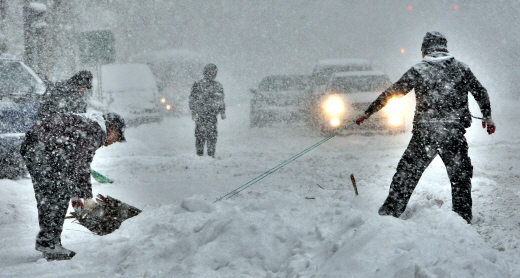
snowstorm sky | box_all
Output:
[85,1,517,78]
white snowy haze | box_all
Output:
[2,0,520,277]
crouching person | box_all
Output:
[20,112,126,260]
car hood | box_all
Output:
[339,91,381,104]
[258,90,306,105]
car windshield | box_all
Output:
[312,64,372,86]
[0,60,41,96]
[258,76,309,92]
[328,75,391,93]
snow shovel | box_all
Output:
[91,170,114,183]
[69,194,141,236]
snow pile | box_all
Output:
[21,190,506,277]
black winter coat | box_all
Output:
[20,113,106,198]
[189,78,225,117]
[365,52,491,128]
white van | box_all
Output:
[129,49,205,115]
[91,63,163,126]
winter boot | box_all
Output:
[378,205,400,218]
[36,242,76,261]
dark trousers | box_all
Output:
[195,115,218,157]
[380,124,473,223]
[196,136,217,157]
[22,147,72,247]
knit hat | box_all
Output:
[69,70,93,89]
[104,112,126,142]
[421,31,448,54]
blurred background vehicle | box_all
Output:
[307,58,373,93]
[129,49,205,116]
[0,53,46,179]
[307,71,408,135]
[90,63,163,127]
[249,74,310,127]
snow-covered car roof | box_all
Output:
[314,58,371,69]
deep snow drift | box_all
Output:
[0,93,519,277]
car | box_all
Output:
[307,71,408,135]
[308,58,373,91]
[249,74,311,127]
[90,63,164,127]
[0,53,46,179]
[129,49,205,116]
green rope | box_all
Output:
[214,122,356,202]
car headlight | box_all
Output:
[384,97,406,126]
[322,95,346,116]
[160,98,166,103]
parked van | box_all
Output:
[91,63,163,126]
[129,49,205,115]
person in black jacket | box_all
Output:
[20,112,125,260]
[37,70,93,118]
[189,64,226,158]
[356,31,496,223]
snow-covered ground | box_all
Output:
[0,89,518,277]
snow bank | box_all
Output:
[19,189,507,277]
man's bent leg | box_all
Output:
[380,133,436,217]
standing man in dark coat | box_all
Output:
[189,64,226,158]
[20,112,126,260]
[356,31,496,223]
[37,70,93,118]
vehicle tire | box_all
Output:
[250,101,264,128]
[0,144,27,180]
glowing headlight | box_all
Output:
[385,97,404,114]
[323,95,346,116]
[160,98,166,103]
[330,118,341,127]
[388,115,403,126]
[166,104,171,110]
[384,97,406,126]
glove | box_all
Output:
[71,197,97,215]
[71,197,84,216]
[71,197,84,210]
[482,119,496,135]
[221,112,226,120]
[192,113,198,121]
[355,115,368,126]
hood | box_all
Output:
[76,112,106,134]
[422,52,454,66]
